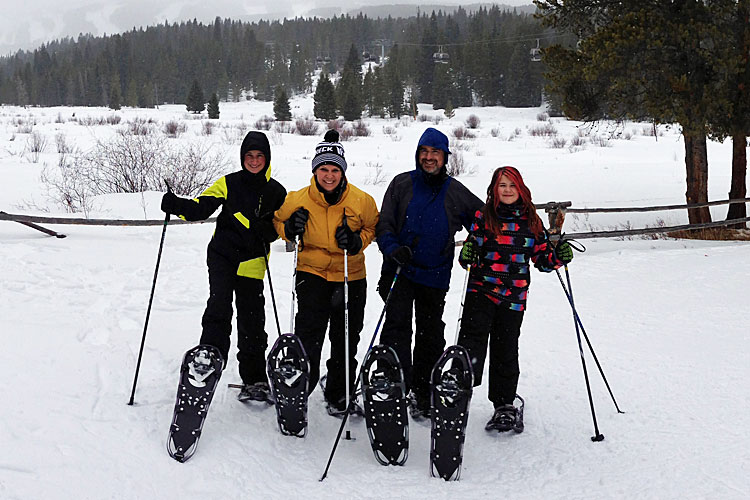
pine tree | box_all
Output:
[314,72,337,120]
[337,44,363,121]
[432,63,450,111]
[273,86,292,121]
[186,79,205,113]
[108,74,122,110]
[124,78,138,108]
[207,93,220,119]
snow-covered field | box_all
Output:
[1,98,748,499]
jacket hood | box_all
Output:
[240,131,272,180]
[415,127,450,172]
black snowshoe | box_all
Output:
[167,344,224,462]
[485,395,525,433]
[361,345,409,466]
[266,334,309,437]
[429,346,473,481]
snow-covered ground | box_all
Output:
[1,98,748,499]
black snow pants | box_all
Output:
[200,249,267,385]
[294,271,366,405]
[377,270,447,401]
[457,291,524,408]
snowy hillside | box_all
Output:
[0,98,748,499]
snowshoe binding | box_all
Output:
[485,395,525,433]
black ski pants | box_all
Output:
[294,271,366,405]
[200,249,267,385]
[378,271,447,400]
[457,291,524,408]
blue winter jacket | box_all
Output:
[376,130,483,289]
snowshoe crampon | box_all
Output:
[361,345,409,466]
[266,334,309,437]
[429,345,473,481]
[167,344,224,463]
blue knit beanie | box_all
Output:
[415,127,450,169]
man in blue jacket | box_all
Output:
[376,127,483,418]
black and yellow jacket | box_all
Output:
[165,132,286,279]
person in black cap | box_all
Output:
[274,129,379,416]
[161,131,287,402]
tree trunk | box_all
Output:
[726,134,748,228]
[684,132,712,224]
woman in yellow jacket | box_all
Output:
[274,130,378,415]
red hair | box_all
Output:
[483,166,544,237]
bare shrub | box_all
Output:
[273,121,295,134]
[295,117,320,136]
[452,126,476,140]
[77,115,107,126]
[417,114,432,122]
[255,115,274,131]
[327,118,345,133]
[465,114,481,129]
[382,125,397,136]
[508,128,523,141]
[55,113,65,124]
[269,131,284,146]
[592,135,612,147]
[338,126,355,141]
[570,135,587,147]
[107,114,122,125]
[26,131,48,162]
[352,120,372,137]
[449,139,471,151]
[550,137,567,149]
[125,117,156,136]
[221,125,244,145]
[622,131,633,140]
[55,132,72,154]
[529,123,558,137]
[16,123,33,134]
[41,153,95,216]
[163,120,187,138]
[201,121,215,136]
[642,124,664,137]
[363,162,388,186]
[536,112,550,122]
[47,134,230,199]
[490,127,502,138]
[447,150,467,177]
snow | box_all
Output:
[1,99,748,499]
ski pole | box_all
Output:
[290,235,300,333]
[342,246,352,440]
[320,266,402,481]
[454,266,471,344]
[556,267,624,414]
[128,181,172,406]
[556,266,604,442]
[262,245,282,337]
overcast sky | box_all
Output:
[1,1,534,55]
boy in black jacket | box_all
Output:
[161,131,286,401]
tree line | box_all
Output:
[0,6,552,111]
[536,0,749,226]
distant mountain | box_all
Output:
[0,2,536,56]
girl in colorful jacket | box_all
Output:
[457,166,573,432]
[273,130,379,415]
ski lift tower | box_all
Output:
[372,39,392,66]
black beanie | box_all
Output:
[311,129,347,173]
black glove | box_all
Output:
[161,191,180,215]
[389,245,412,267]
[556,240,574,265]
[458,240,479,269]
[335,224,363,255]
[284,208,309,240]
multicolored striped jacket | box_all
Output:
[464,205,563,311]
